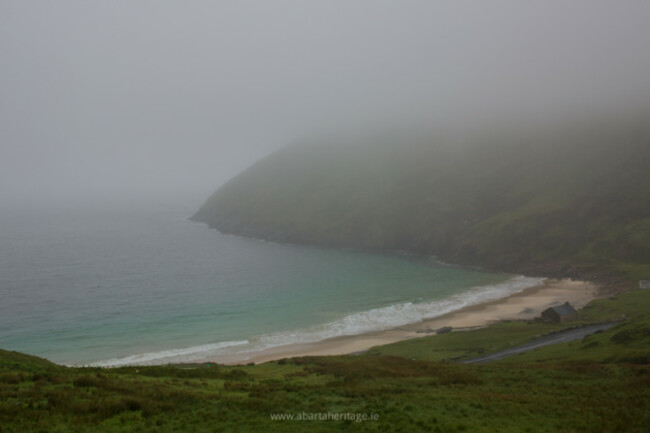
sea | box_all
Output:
[0,199,542,367]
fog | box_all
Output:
[2,0,649,209]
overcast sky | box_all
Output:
[2,1,650,209]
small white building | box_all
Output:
[640,280,650,289]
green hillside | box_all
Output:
[193,115,650,281]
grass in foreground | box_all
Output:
[2,289,650,432]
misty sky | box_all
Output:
[2,1,650,208]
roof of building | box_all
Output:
[546,303,576,316]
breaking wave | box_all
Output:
[89,276,542,367]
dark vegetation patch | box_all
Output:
[610,325,650,345]
[299,355,483,385]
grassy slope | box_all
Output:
[3,290,650,432]
[193,115,650,282]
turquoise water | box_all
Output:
[0,201,539,366]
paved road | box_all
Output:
[460,322,619,364]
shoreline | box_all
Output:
[202,278,598,365]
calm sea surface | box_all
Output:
[0,201,540,366]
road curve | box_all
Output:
[460,322,618,364]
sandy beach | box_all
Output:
[207,278,599,365]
